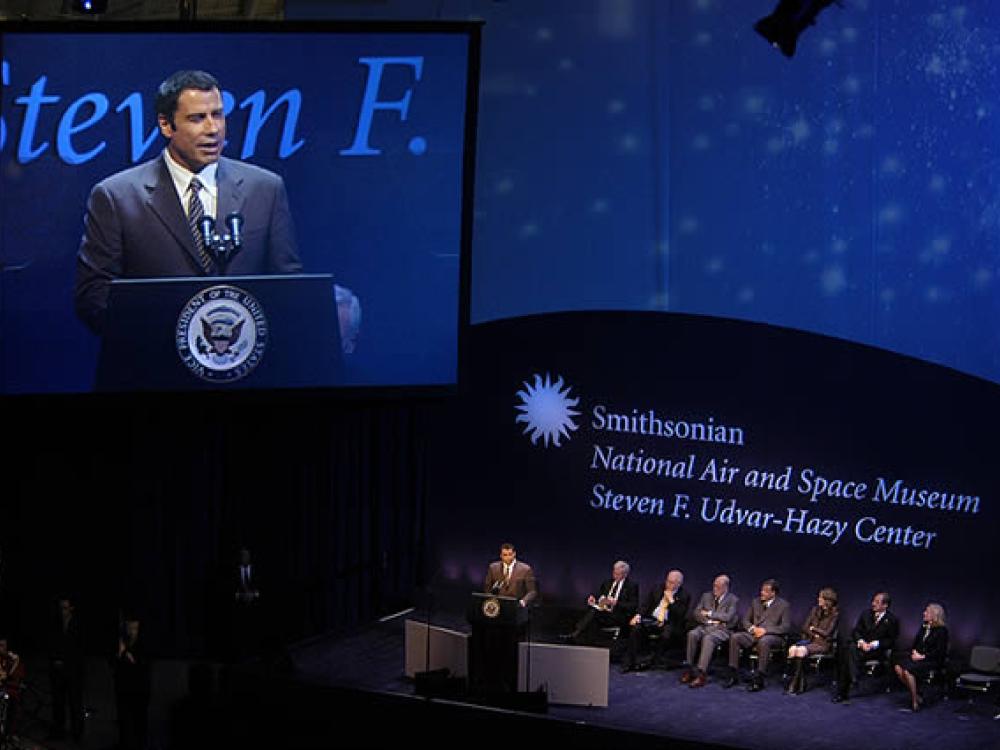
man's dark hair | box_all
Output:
[762,578,780,594]
[156,70,221,126]
[500,543,515,552]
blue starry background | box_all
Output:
[292,0,1000,384]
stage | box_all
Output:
[256,611,1000,750]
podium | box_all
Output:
[467,592,526,695]
[95,274,341,391]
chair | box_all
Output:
[863,650,894,694]
[803,637,839,686]
[599,625,622,643]
[682,631,732,676]
[747,636,789,680]
[864,649,891,673]
[918,662,950,704]
[599,625,627,661]
[954,645,1000,711]
[642,626,686,669]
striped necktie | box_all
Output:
[187,177,215,273]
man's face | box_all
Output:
[159,87,226,173]
[871,594,887,614]
[612,563,627,581]
[126,621,140,641]
[60,600,73,618]
[760,584,775,603]
[500,547,515,565]
[712,577,727,597]
[665,572,682,591]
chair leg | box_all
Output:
[787,658,806,694]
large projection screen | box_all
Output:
[0,21,478,393]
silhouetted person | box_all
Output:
[232,548,261,661]
[0,635,25,742]
[115,616,151,750]
[49,596,85,742]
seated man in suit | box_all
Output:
[622,569,690,672]
[681,574,739,688]
[566,561,639,647]
[724,578,791,691]
[483,542,537,608]
[832,591,899,703]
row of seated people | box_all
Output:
[560,561,948,711]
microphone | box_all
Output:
[225,213,244,249]
[199,216,216,247]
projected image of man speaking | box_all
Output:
[73,69,303,335]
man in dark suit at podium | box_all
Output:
[833,591,899,703]
[483,543,537,608]
[473,543,536,694]
[74,69,303,335]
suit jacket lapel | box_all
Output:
[144,156,205,273]
[217,158,245,228]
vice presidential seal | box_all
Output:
[176,285,268,382]
[481,597,501,619]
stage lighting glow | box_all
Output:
[71,0,109,14]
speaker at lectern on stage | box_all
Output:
[467,592,528,697]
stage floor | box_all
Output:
[287,613,999,750]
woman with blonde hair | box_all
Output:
[785,587,839,694]
[894,602,948,712]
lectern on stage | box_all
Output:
[95,274,341,391]
[467,592,528,695]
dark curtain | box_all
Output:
[0,391,436,657]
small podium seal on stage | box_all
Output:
[176,285,268,383]
[482,597,501,619]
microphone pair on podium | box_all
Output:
[199,212,244,269]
